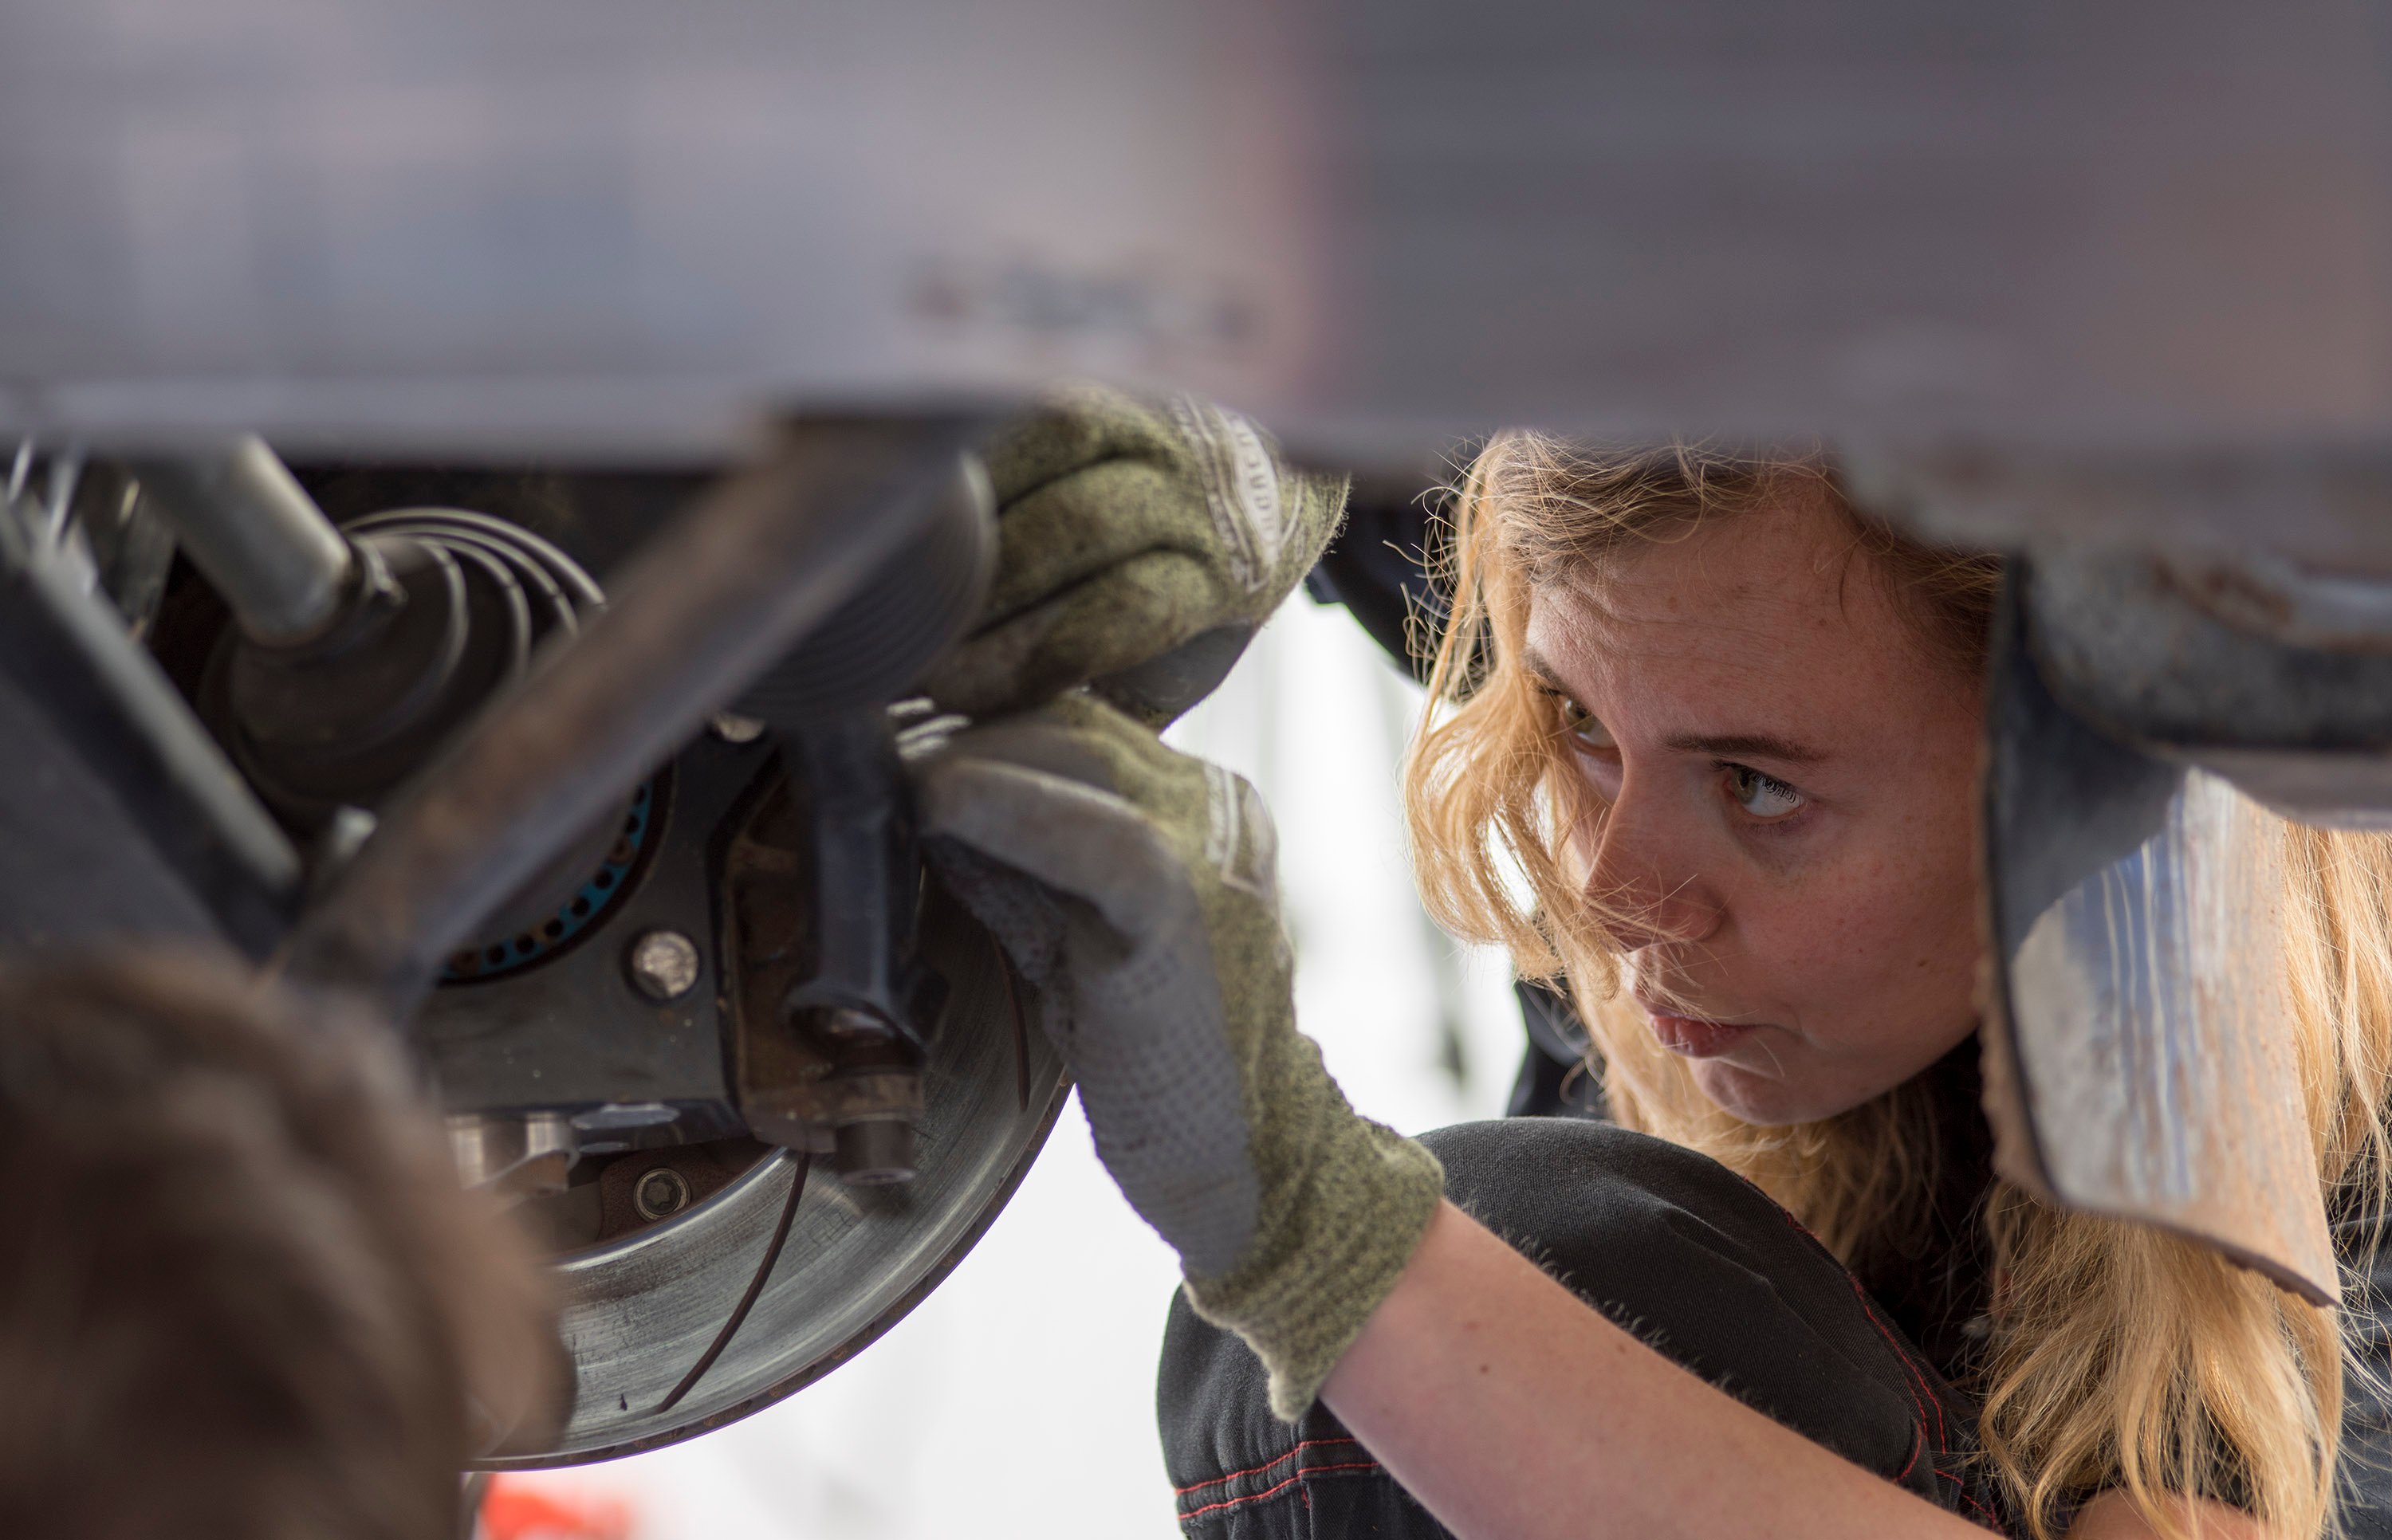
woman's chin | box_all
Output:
[1689,1059,1865,1128]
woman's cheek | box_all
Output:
[1738,859,1921,1009]
[1800,859,1980,1061]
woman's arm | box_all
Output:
[1327,1202,2273,1540]
[1322,1199,1993,1539]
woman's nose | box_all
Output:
[1578,782,1721,952]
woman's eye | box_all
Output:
[1543,691,1614,748]
[1725,764,1804,819]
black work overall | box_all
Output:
[1157,1116,2009,1534]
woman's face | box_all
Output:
[1525,490,1985,1126]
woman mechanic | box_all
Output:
[908,388,2392,1539]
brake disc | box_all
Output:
[485,887,1068,1465]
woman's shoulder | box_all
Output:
[2336,1211,2392,1534]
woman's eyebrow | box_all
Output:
[1663,730,1827,764]
[1518,646,1566,688]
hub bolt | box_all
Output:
[625,929,701,1002]
[632,1166,693,1220]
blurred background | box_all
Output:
[15,1,2391,468]
[478,590,1528,1539]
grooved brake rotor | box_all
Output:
[482,888,1068,1465]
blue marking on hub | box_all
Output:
[443,780,655,983]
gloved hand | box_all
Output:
[907,693,1443,1418]
[921,386,1350,727]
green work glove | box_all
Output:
[922,386,1350,727]
[906,694,1443,1417]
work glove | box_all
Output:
[922,386,1350,727]
[907,693,1443,1418]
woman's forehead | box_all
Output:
[1522,504,1954,733]
[1528,501,1873,646]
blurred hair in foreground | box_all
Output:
[0,950,562,1540]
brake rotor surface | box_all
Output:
[482,891,1068,1465]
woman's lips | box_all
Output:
[1642,1008,1760,1059]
